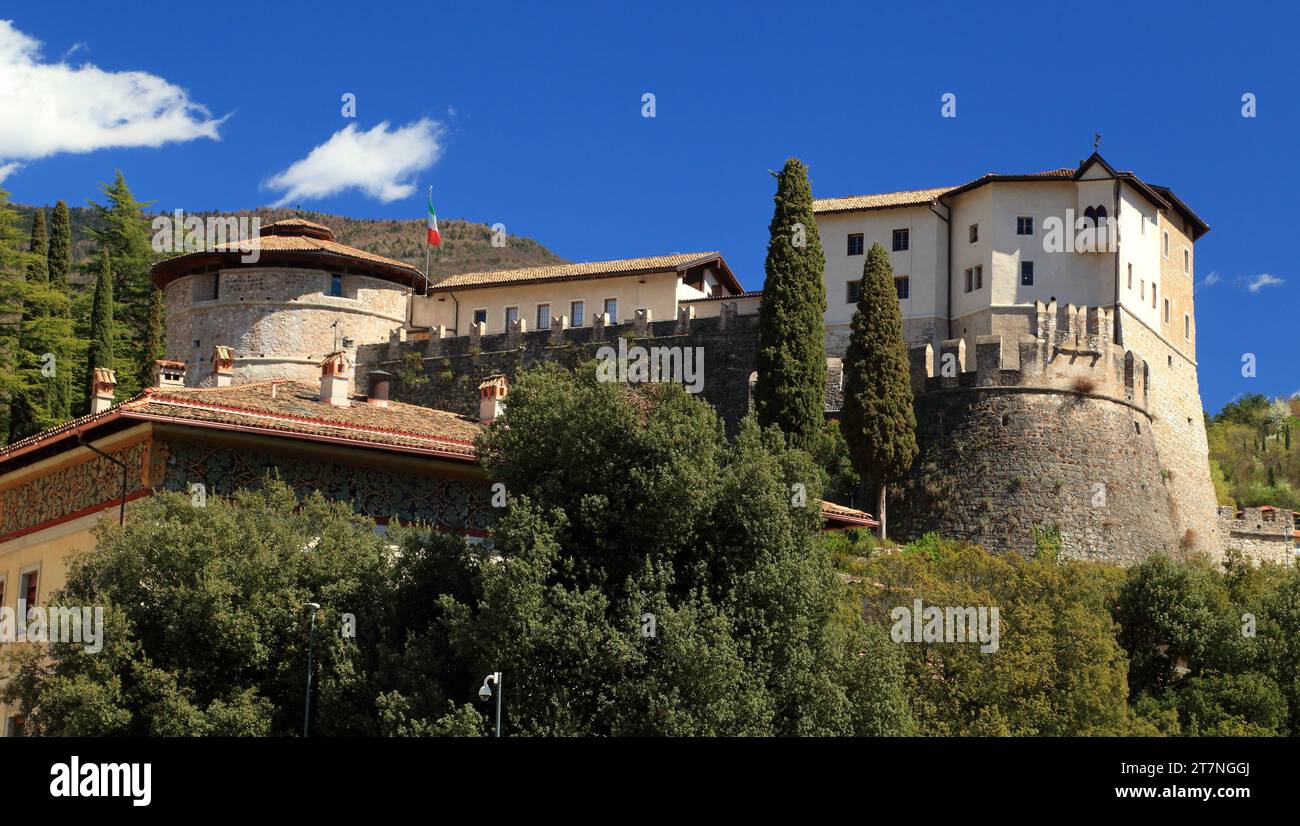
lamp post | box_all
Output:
[479,672,502,737]
[302,602,321,737]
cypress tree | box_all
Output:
[47,201,74,420]
[138,287,166,388]
[84,248,116,412]
[26,209,48,287]
[753,158,827,449]
[0,188,28,443]
[48,200,71,291]
[840,242,918,539]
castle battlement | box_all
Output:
[908,299,1151,412]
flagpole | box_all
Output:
[424,185,431,295]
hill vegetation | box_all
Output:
[1206,394,1300,511]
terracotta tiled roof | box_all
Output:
[0,381,481,464]
[261,217,335,239]
[820,500,878,528]
[429,252,723,291]
[150,220,422,289]
[813,186,955,214]
[812,167,1077,214]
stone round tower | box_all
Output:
[893,300,1196,565]
[151,218,421,386]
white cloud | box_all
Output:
[1195,271,1220,290]
[262,119,443,207]
[0,161,20,182]
[0,20,223,176]
[1247,273,1285,293]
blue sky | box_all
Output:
[1,0,1295,412]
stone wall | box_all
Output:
[892,302,1189,564]
[164,267,410,386]
[364,310,760,433]
[1117,308,1223,558]
[1217,506,1295,567]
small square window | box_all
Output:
[472,309,488,325]
[570,301,584,327]
[1020,261,1034,286]
[1163,298,1170,324]
[892,229,909,252]
[847,233,864,256]
[1184,314,1191,340]
[969,224,979,244]
[536,304,551,330]
[329,274,343,297]
[894,276,910,300]
[846,281,861,304]
[1016,217,1033,235]
[505,306,519,327]
[1163,231,1170,258]
[604,298,618,322]
[1183,249,1190,274]
[19,569,38,608]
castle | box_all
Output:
[139,152,1229,563]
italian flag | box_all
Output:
[427,192,442,247]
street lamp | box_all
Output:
[302,602,321,737]
[479,672,503,737]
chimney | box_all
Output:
[478,374,508,425]
[211,345,235,387]
[90,368,117,414]
[151,359,187,390]
[366,370,392,407]
[319,351,353,407]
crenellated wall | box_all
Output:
[892,299,1207,564]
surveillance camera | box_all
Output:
[478,684,492,702]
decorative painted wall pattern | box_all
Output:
[158,440,493,533]
[0,441,149,539]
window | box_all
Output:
[965,266,982,293]
[969,224,979,243]
[1184,314,1191,340]
[892,228,909,252]
[536,303,551,330]
[964,268,973,293]
[847,233,864,256]
[604,298,618,322]
[472,308,488,326]
[1140,280,1145,300]
[1152,283,1157,309]
[1163,298,1170,324]
[1020,261,1034,286]
[1183,248,1190,274]
[974,265,983,290]
[19,568,38,608]
[894,276,910,300]
[1163,231,1170,258]
[570,300,584,327]
[846,281,861,304]
[1016,216,1033,235]
[1127,263,1133,289]
[505,306,519,327]
[329,274,343,297]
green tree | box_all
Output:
[839,242,917,538]
[0,189,33,443]
[46,200,74,420]
[47,200,71,292]
[2,480,393,736]
[86,171,155,400]
[753,157,827,450]
[418,363,912,735]
[139,287,166,388]
[83,249,115,411]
